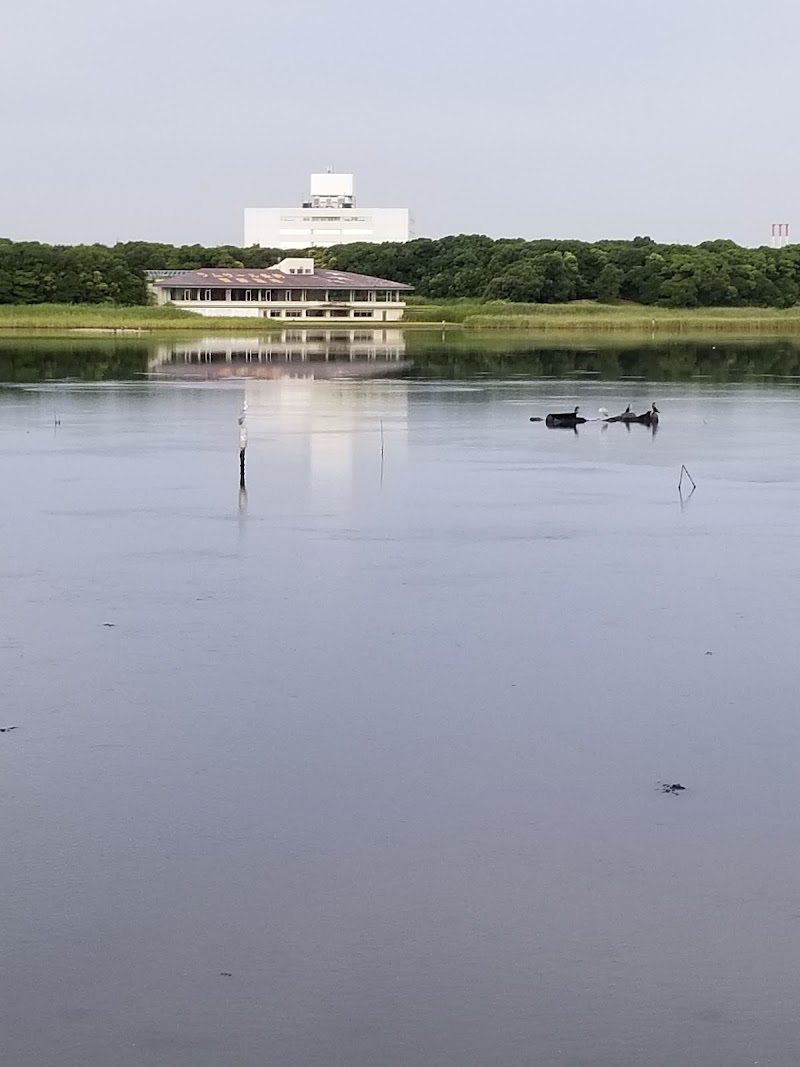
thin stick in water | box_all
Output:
[678,464,696,492]
[379,419,385,487]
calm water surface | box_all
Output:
[3,334,800,1066]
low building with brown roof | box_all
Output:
[149,258,413,322]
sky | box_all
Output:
[2,0,798,248]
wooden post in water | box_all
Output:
[238,398,248,489]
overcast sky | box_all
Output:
[2,0,797,248]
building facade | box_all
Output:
[150,258,412,321]
[244,172,413,250]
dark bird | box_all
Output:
[604,404,637,423]
[659,782,686,794]
[634,403,659,425]
[0,726,19,733]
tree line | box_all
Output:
[323,235,800,308]
[0,239,283,306]
[2,234,800,308]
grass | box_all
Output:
[0,304,417,331]
[5,300,800,333]
[0,304,278,331]
[404,298,800,332]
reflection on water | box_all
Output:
[242,377,409,508]
[149,329,410,380]
[6,330,800,385]
[405,333,800,383]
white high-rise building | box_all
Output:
[244,172,413,250]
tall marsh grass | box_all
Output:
[4,300,800,333]
[405,299,800,331]
[0,305,264,330]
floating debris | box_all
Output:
[546,407,586,428]
[0,726,19,733]
[219,972,232,977]
[659,782,686,795]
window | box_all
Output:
[329,289,351,302]
[354,310,373,318]
[268,310,281,317]
[284,310,302,318]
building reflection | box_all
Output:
[148,330,410,509]
[149,328,409,380]
[242,374,409,509]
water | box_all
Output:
[3,332,800,1066]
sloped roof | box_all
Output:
[150,267,412,290]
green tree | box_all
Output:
[595,263,624,302]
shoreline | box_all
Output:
[5,302,800,333]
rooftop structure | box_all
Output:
[244,172,413,250]
[149,258,412,321]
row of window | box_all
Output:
[280,215,369,223]
[264,309,377,319]
[170,288,402,303]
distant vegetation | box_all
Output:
[3,234,800,311]
[402,299,800,331]
[0,239,284,307]
[322,236,800,309]
[0,304,273,330]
